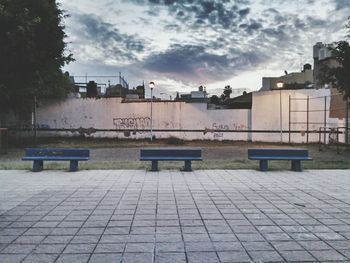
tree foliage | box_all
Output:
[223,85,232,99]
[322,19,350,98]
[0,0,73,116]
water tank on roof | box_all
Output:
[303,63,312,71]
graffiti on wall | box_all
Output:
[212,122,229,138]
[113,117,151,136]
[204,123,248,138]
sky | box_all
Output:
[59,0,350,98]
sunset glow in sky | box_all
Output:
[60,0,349,98]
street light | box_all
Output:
[276,81,284,143]
[149,81,155,141]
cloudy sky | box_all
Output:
[59,0,349,98]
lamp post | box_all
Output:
[149,81,155,141]
[276,81,284,143]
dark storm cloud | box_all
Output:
[131,0,250,30]
[142,44,266,81]
[73,14,146,61]
[334,0,350,10]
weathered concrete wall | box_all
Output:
[36,88,345,143]
[37,98,250,141]
[252,89,344,143]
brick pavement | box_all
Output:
[1,169,350,262]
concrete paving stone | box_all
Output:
[89,253,122,263]
[77,227,105,236]
[104,227,130,235]
[155,252,186,263]
[280,250,317,261]
[217,251,251,262]
[242,241,275,251]
[33,244,66,254]
[182,232,211,242]
[156,226,181,234]
[22,253,58,263]
[13,235,46,244]
[99,234,128,243]
[298,240,333,250]
[327,240,350,250]
[185,241,215,252]
[288,232,320,241]
[248,250,285,262]
[130,226,155,234]
[156,242,185,253]
[50,227,79,235]
[206,225,233,233]
[315,232,346,240]
[108,220,133,227]
[1,244,36,254]
[187,251,220,263]
[0,228,27,236]
[121,252,153,263]
[42,235,73,244]
[58,221,85,228]
[33,221,60,228]
[9,221,35,228]
[156,233,183,243]
[263,232,293,241]
[271,241,304,251]
[280,225,308,233]
[339,250,350,258]
[305,225,334,232]
[236,232,265,242]
[209,233,237,242]
[181,226,207,234]
[70,235,101,244]
[213,241,244,251]
[0,254,27,263]
[310,250,348,261]
[230,224,258,234]
[125,242,155,253]
[127,234,155,243]
[94,243,125,253]
[257,225,284,233]
[63,243,96,254]
[55,253,90,263]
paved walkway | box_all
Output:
[1,169,350,263]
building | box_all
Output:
[176,86,208,102]
[261,64,313,91]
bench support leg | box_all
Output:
[259,160,268,171]
[291,160,302,172]
[33,160,43,172]
[151,161,158,172]
[70,160,79,172]
[183,160,192,172]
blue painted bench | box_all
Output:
[140,148,202,171]
[22,148,90,172]
[248,148,312,172]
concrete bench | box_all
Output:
[248,148,312,172]
[140,148,202,171]
[22,148,90,172]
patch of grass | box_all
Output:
[166,137,185,145]
[1,159,350,171]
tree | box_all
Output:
[327,41,350,98]
[321,19,350,98]
[86,81,98,98]
[0,0,74,117]
[223,85,232,99]
[209,95,220,104]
